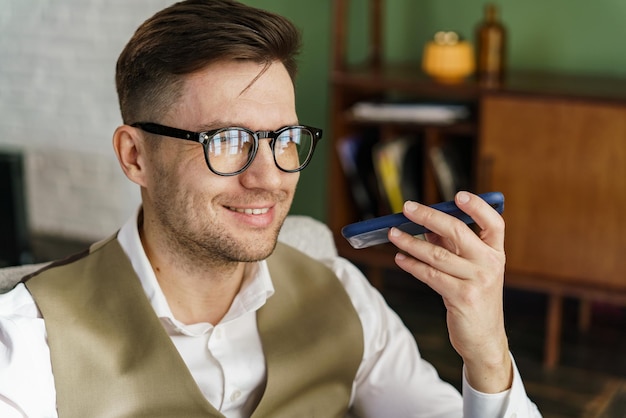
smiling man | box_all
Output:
[0,1,541,417]
[118,59,303,326]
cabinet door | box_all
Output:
[479,95,626,288]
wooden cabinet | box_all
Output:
[480,94,626,288]
[478,92,626,368]
[328,0,626,367]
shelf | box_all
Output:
[333,64,626,104]
[344,116,477,136]
[331,64,480,101]
[487,70,626,103]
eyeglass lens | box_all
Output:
[207,127,314,174]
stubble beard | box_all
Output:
[155,199,284,271]
[150,185,288,271]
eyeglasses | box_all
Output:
[131,122,323,176]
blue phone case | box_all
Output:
[341,191,505,249]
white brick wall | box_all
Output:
[24,149,139,241]
[0,0,172,241]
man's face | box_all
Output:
[141,60,300,265]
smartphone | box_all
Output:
[341,191,504,249]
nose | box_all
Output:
[238,139,283,189]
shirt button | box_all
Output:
[230,390,242,402]
[509,413,517,418]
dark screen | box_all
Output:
[0,150,32,267]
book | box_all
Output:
[398,140,423,204]
[373,137,422,213]
[374,141,405,213]
[428,140,472,201]
[428,146,456,201]
[336,135,380,219]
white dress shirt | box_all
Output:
[0,209,541,417]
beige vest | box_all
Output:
[24,236,364,418]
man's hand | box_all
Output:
[388,191,512,393]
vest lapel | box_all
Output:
[26,235,223,418]
[253,243,363,418]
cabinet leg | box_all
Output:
[544,293,563,369]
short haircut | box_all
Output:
[115,0,301,124]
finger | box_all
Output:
[389,226,476,282]
[454,191,505,252]
[424,232,458,255]
[393,243,464,297]
[400,198,485,258]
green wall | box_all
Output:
[242,0,626,222]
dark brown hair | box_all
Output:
[115,0,301,124]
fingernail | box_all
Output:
[457,191,470,204]
[405,201,418,212]
[390,227,401,237]
[395,252,406,261]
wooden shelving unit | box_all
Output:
[328,0,482,275]
[327,0,626,368]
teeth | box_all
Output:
[228,207,270,215]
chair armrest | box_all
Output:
[278,215,337,260]
[0,263,48,294]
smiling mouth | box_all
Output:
[227,207,270,215]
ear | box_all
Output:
[113,125,149,187]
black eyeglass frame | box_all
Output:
[131,122,323,176]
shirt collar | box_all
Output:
[116,206,275,333]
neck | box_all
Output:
[154,260,246,325]
[139,216,246,326]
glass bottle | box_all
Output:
[475,3,506,86]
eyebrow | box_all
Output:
[194,120,229,132]
[195,121,301,132]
